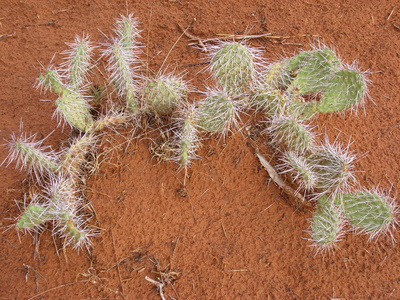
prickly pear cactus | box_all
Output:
[280,151,318,191]
[17,204,51,230]
[317,69,367,113]
[310,195,344,252]
[268,115,316,154]
[341,190,397,237]
[142,76,187,116]
[198,90,240,134]
[286,48,341,95]
[211,42,255,96]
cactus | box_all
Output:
[279,151,318,191]
[310,195,344,253]
[198,89,241,135]
[142,74,188,116]
[60,133,97,178]
[45,174,93,248]
[250,86,287,116]
[307,139,357,195]
[62,35,94,89]
[286,48,341,95]
[209,42,257,96]
[316,69,367,113]
[114,13,141,51]
[267,114,316,153]
[340,189,398,240]
[38,68,94,132]
[103,14,141,113]
[3,132,60,182]
[263,60,293,90]
[173,104,200,167]
[17,202,52,231]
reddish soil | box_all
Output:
[1,0,400,299]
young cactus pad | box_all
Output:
[286,48,341,95]
[279,151,318,191]
[17,204,52,230]
[198,90,240,134]
[174,105,200,167]
[210,42,255,96]
[316,69,367,113]
[55,90,95,132]
[310,195,344,252]
[341,190,398,238]
[268,115,316,153]
[114,14,141,51]
[39,69,94,132]
[105,41,139,113]
[250,87,286,116]
[4,132,60,181]
[307,140,356,194]
[142,75,188,116]
[62,35,94,89]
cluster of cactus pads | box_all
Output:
[2,14,398,253]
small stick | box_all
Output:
[0,32,16,42]
[387,7,395,21]
[255,149,307,205]
[145,276,166,300]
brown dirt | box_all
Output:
[1,0,400,299]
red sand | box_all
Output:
[1,1,400,299]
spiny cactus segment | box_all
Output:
[142,74,188,116]
[209,42,257,96]
[310,195,344,253]
[340,189,398,240]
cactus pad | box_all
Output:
[211,42,255,96]
[341,190,398,237]
[317,69,367,113]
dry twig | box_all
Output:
[145,276,166,300]
[255,148,308,207]
[178,23,318,51]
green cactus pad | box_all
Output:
[281,151,318,191]
[177,107,199,167]
[287,49,341,95]
[110,42,138,113]
[307,145,355,193]
[211,42,255,96]
[264,60,293,90]
[39,69,64,95]
[341,191,396,234]
[56,89,94,132]
[60,212,86,242]
[12,138,61,176]
[17,204,52,229]
[311,195,343,251]
[269,115,315,153]
[250,88,287,116]
[198,91,238,134]
[316,69,366,113]
[143,77,187,115]
[68,37,93,89]
[115,14,140,51]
